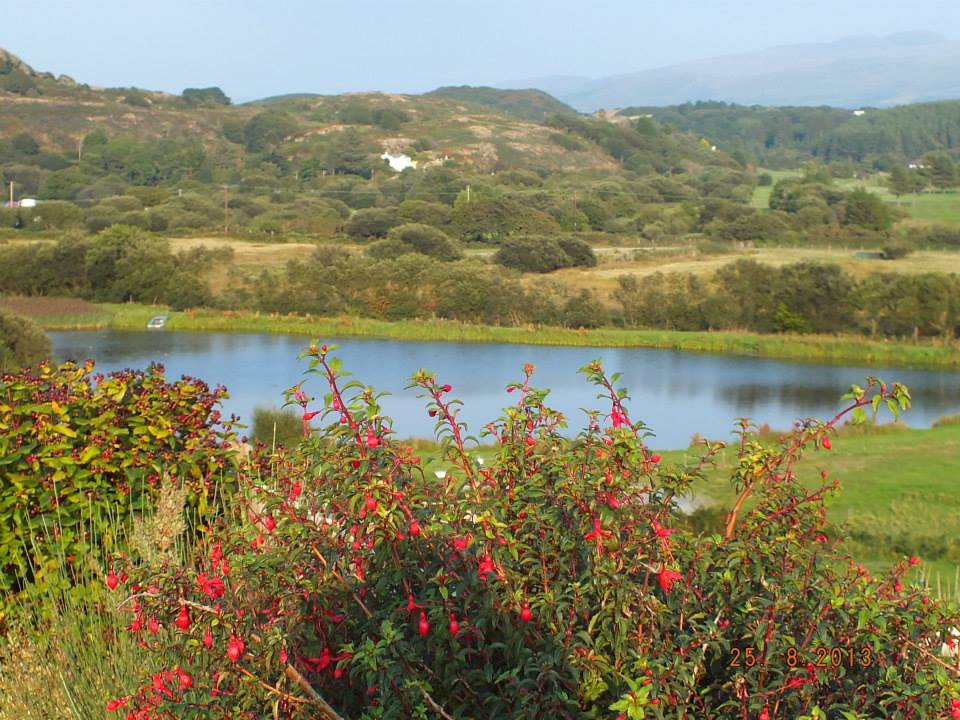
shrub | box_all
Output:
[556,236,597,267]
[0,361,236,591]
[882,241,914,259]
[344,207,399,239]
[388,223,462,261]
[115,352,960,719]
[0,309,50,372]
[494,235,571,273]
[251,406,303,449]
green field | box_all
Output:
[666,421,960,584]
[752,168,960,226]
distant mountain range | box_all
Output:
[506,32,960,111]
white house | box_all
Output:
[853,109,866,117]
[18,198,37,208]
[381,152,417,172]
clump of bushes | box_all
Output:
[494,235,596,273]
[109,351,960,718]
[0,309,50,372]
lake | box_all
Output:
[50,330,960,449]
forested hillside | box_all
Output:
[625,100,960,167]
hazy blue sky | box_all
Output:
[2,0,959,101]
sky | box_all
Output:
[2,0,960,102]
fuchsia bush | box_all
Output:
[111,344,960,719]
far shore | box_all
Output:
[21,300,960,372]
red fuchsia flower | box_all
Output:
[202,628,213,649]
[649,454,661,463]
[210,541,222,565]
[477,553,495,580]
[302,410,321,423]
[405,594,426,613]
[176,666,192,689]
[651,520,675,539]
[520,603,533,622]
[175,606,190,631]
[658,568,683,594]
[418,611,430,636]
[106,571,119,590]
[453,533,472,551]
[408,520,421,537]
[440,384,452,393]
[910,555,920,566]
[197,573,225,600]
[449,613,459,636]
[758,707,770,720]
[821,435,832,450]
[950,699,960,720]
[584,517,612,554]
[611,408,627,428]
[289,479,301,501]
[106,698,127,712]
[148,617,160,635]
[226,636,245,663]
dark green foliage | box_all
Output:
[327,128,374,178]
[396,199,452,229]
[2,69,37,95]
[243,111,298,152]
[921,152,957,190]
[181,86,231,106]
[494,236,571,273]
[0,309,50,372]
[452,196,560,243]
[344,207,399,239]
[844,188,892,231]
[251,406,302,448]
[11,133,39,156]
[387,223,462,261]
[631,100,960,166]
[556,237,597,267]
[365,237,417,260]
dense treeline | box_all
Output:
[631,100,960,168]
[618,259,960,340]
[1,227,957,340]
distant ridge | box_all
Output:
[423,86,578,120]
[506,33,960,111]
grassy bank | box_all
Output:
[22,301,960,371]
[671,422,960,580]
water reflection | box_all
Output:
[50,330,960,450]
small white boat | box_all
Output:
[147,315,168,329]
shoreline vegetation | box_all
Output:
[17,299,960,371]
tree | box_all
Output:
[327,128,374,178]
[921,152,956,191]
[843,188,892,231]
[888,165,919,203]
[2,69,36,95]
[10,132,40,156]
[0,309,50,372]
[387,223,462,261]
[182,87,231,106]
[494,236,571,273]
[344,208,399,239]
[243,111,298,153]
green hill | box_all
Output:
[423,86,578,121]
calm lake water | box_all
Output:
[50,330,960,449]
